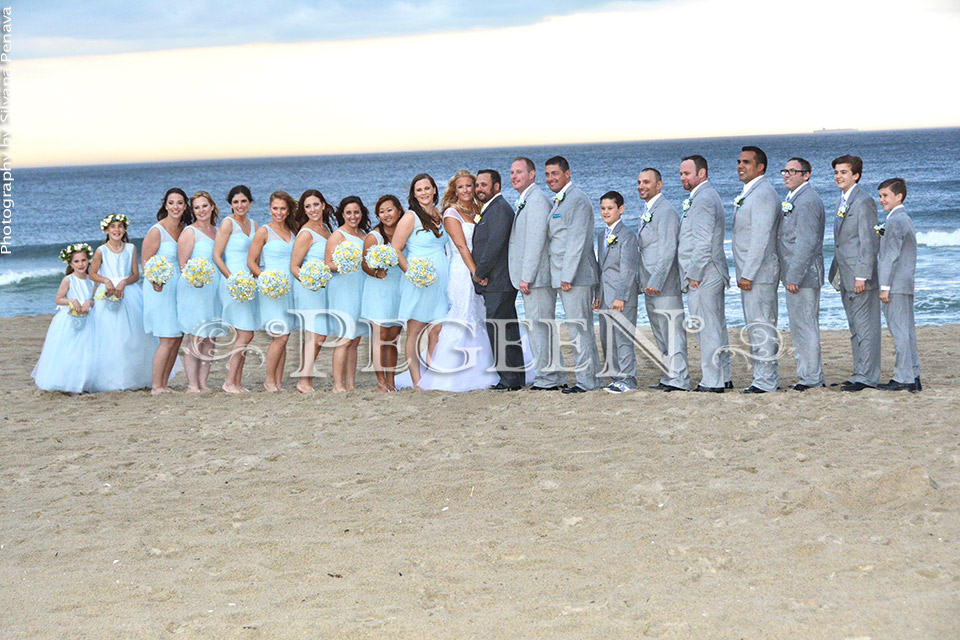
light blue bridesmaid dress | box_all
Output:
[360,229,402,327]
[219,216,259,332]
[292,227,329,336]
[31,274,97,393]
[326,233,368,339]
[142,223,182,338]
[257,225,295,334]
[90,242,156,391]
[177,226,222,337]
[397,214,450,323]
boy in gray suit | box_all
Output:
[829,155,881,391]
[592,191,639,394]
[875,178,921,392]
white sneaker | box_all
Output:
[604,381,631,394]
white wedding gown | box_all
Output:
[397,209,535,391]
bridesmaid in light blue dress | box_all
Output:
[247,190,299,392]
[88,215,155,391]
[212,185,258,393]
[177,191,223,392]
[326,195,372,392]
[361,194,404,392]
[142,188,192,394]
[392,174,450,387]
[32,245,97,393]
[290,188,333,393]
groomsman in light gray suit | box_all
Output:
[508,156,566,390]
[637,168,690,391]
[544,155,601,393]
[732,146,782,393]
[777,157,826,391]
[677,155,732,392]
[828,154,881,391]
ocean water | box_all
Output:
[3,128,959,329]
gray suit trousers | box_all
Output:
[841,287,881,386]
[559,285,601,390]
[599,306,638,388]
[883,293,920,383]
[522,286,565,388]
[644,294,690,389]
[741,283,780,391]
[686,269,730,388]
[785,287,824,386]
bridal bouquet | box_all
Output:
[226,271,257,302]
[365,244,399,270]
[257,270,291,299]
[144,255,174,285]
[406,258,438,288]
[299,259,332,291]
[182,257,215,288]
[333,241,362,273]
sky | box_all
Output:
[12,0,960,167]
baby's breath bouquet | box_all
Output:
[144,255,174,285]
[227,271,257,302]
[333,241,362,273]
[299,259,332,291]
[183,257,215,288]
[405,258,438,289]
[257,270,291,299]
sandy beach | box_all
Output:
[2,316,958,639]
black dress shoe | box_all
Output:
[915,377,923,391]
[740,385,774,394]
[791,383,825,392]
[530,384,565,391]
[490,382,521,391]
[830,380,854,387]
[652,382,687,392]
[561,385,588,394]
[877,379,917,392]
[724,380,734,389]
[840,381,876,392]
[693,385,724,393]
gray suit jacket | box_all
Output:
[596,220,639,307]
[677,181,729,287]
[508,185,553,289]
[878,207,917,294]
[828,184,880,291]
[732,175,781,284]
[777,182,825,288]
[638,195,682,296]
[547,184,600,289]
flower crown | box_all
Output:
[100,213,131,231]
[59,242,93,263]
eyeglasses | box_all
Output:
[780,169,805,176]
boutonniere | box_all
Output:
[606,234,618,247]
[781,202,794,215]
[474,212,483,224]
[837,205,847,218]
[874,222,885,236]
[514,199,525,213]
[733,195,745,208]
[641,211,653,224]
[553,191,566,205]
[681,198,692,212]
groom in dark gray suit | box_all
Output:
[473,169,525,390]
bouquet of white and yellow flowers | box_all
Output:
[94,287,122,310]
[333,241,362,273]
[144,255,174,285]
[299,259,332,291]
[365,244,399,271]
[226,271,257,302]
[182,257,215,288]
[257,270,291,299]
[405,258,438,289]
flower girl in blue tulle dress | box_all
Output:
[31,244,98,393]
[88,213,156,391]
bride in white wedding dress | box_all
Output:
[398,170,534,391]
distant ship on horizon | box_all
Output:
[813,127,859,133]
